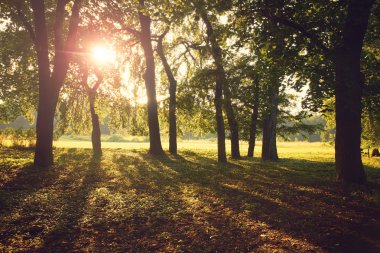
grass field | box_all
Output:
[55,138,337,159]
[1,141,380,252]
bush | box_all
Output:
[0,128,36,148]
[106,134,126,142]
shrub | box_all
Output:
[106,134,126,142]
[0,128,36,148]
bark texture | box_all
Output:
[157,33,177,155]
[83,68,103,156]
[32,0,81,167]
[89,91,102,156]
[223,86,241,159]
[261,92,278,161]
[247,77,260,157]
[260,0,373,184]
[34,85,60,167]
[138,0,164,155]
[200,11,240,161]
[333,0,373,184]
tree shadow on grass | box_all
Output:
[38,154,104,251]
[0,148,106,251]
[1,148,380,252]
[128,151,380,252]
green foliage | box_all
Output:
[0,127,35,147]
[0,20,37,123]
[1,0,379,159]
[362,107,380,147]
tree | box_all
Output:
[194,0,241,161]
[81,66,103,156]
[0,12,37,124]
[361,4,380,149]
[104,0,165,155]
[261,83,279,161]
[224,56,261,158]
[239,0,375,183]
[138,0,164,155]
[156,28,178,155]
[333,0,374,184]
[197,11,226,162]
[247,75,260,157]
[3,0,82,167]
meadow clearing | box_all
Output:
[1,140,380,252]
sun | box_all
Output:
[90,45,116,65]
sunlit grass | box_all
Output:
[55,138,335,157]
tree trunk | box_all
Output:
[34,84,59,167]
[261,93,278,161]
[138,0,164,155]
[31,0,81,167]
[215,76,227,163]
[89,92,102,156]
[131,83,138,135]
[200,12,235,162]
[223,86,241,159]
[247,77,260,157]
[333,0,373,184]
[157,36,177,155]
[334,53,366,183]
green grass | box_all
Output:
[1,142,380,252]
[60,134,150,143]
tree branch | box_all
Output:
[158,26,170,41]
[14,1,36,45]
[92,67,103,92]
[120,25,141,39]
[65,0,81,52]
[30,0,51,82]
[54,0,70,51]
[261,10,331,55]
[80,63,90,91]
[51,0,81,87]
[104,1,141,39]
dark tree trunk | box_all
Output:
[131,83,138,135]
[214,76,227,163]
[333,0,373,184]
[157,35,177,155]
[34,84,60,167]
[247,77,260,157]
[31,0,53,167]
[200,11,239,162]
[214,81,227,162]
[138,0,164,155]
[223,87,241,159]
[334,54,366,184]
[80,63,103,156]
[89,92,102,156]
[261,94,278,161]
[31,0,81,167]
[258,0,373,183]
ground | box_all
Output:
[0,141,380,252]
